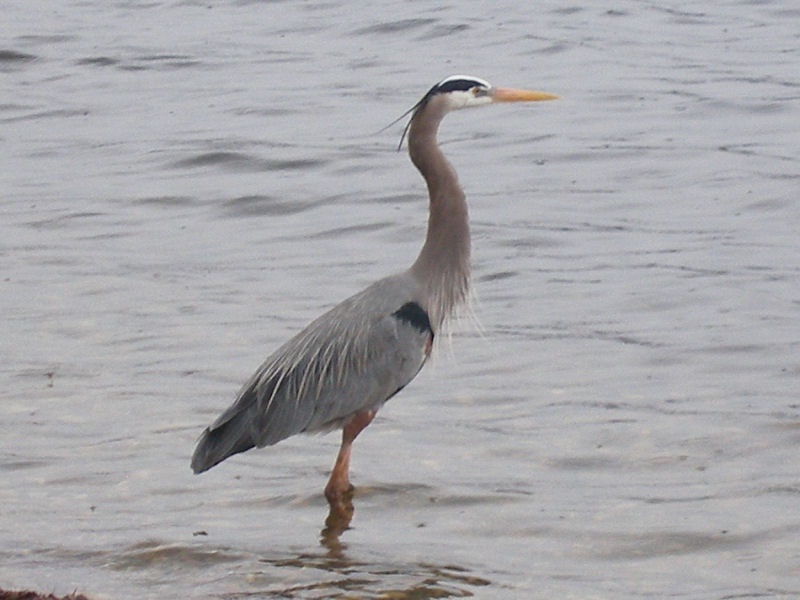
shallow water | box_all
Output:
[2,1,799,598]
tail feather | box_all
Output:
[191,414,256,474]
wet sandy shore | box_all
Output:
[0,591,90,600]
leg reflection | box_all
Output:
[320,491,354,554]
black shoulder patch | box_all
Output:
[392,302,433,335]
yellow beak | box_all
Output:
[491,87,559,103]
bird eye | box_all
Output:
[471,86,488,97]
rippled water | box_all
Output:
[2,1,799,598]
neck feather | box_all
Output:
[407,101,471,332]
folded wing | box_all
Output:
[191,274,432,473]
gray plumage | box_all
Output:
[191,274,431,472]
[191,76,557,496]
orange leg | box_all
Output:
[324,408,376,514]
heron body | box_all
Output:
[191,76,556,511]
[191,274,432,468]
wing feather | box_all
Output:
[190,273,431,473]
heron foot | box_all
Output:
[324,478,354,507]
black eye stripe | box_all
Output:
[435,78,485,94]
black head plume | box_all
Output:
[381,75,492,150]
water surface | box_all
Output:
[2,1,799,598]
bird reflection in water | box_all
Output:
[263,531,492,598]
[111,535,491,597]
[319,494,354,555]
[190,76,556,517]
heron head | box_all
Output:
[426,75,558,111]
[426,75,494,110]
[392,75,557,149]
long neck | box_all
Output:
[408,101,470,332]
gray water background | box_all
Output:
[2,1,799,598]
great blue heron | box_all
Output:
[191,75,557,515]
